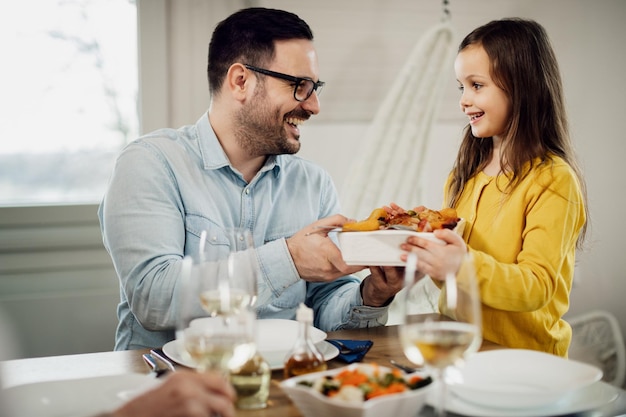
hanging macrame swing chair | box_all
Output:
[340,7,457,220]
[340,4,457,321]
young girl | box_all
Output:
[395,18,588,357]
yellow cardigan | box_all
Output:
[444,156,586,357]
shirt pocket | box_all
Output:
[184,215,231,260]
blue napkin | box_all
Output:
[327,339,373,364]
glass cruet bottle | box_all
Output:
[283,303,327,378]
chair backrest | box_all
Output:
[568,310,625,388]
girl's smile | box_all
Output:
[455,44,510,139]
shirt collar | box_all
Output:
[195,112,282,178]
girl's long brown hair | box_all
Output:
[448,18,588,247]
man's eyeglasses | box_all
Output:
[244,64,324,102]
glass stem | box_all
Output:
[434,367,447,417]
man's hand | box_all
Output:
[361,265,418,307]
[286,214,365,282]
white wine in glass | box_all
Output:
[176,228,260,375]
[197,227,259,316]
[402,321,478,369]
[400,253,482,417]
[182,311,256,372]
[199,288,254,317]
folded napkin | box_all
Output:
[327,339,373,364]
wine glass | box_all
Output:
[197,227,259,315]
[176,228,259,373]
[399,252,482,417]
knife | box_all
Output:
[389,359,422,373]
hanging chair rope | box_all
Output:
[340,21,456,219]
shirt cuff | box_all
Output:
[348,284,389,326]
[347,304,390,327]
[256,238,301,296]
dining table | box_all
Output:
[2,322,625,417]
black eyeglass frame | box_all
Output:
[244,64,324,102]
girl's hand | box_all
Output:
[383,202,426,216]
[382,202,406,216]
[400,228,467,281]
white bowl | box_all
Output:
[280,363,433,417]
[450,349,603,410]
[337,219,465,266]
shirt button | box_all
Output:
[211,235,217,242]
[245,188,250,195]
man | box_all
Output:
[99,7,404,350]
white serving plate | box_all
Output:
[337,219,465,266]
[163,318,339,370]
[280,363,433,417]
[440,380,619,417]
[2,373,160,417]
[449,349,603,410]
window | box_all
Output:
[0,0,138,206]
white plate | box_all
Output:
[162,339,338,371]
[2,373,160,417]
[337,219,465,266]
[437,380,619,417]
[449,349,603,410]
[163,318,339,370]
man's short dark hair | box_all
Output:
[207,7,314,96]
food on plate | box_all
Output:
[341,208,388,232]
[296,363,432,404]
[342,206,460,233]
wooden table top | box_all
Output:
[2,323,624,417]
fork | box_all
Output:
[150,348,177,372]
[142,353,171,378]
[386,225,416,231]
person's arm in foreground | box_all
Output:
[104,370,236,417]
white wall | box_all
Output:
[141,0,626,336]
[0,205,118,358]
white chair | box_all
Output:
[568,310,626,388]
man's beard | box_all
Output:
[234,88,303,157]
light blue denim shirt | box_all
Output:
[98,112,388,350]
